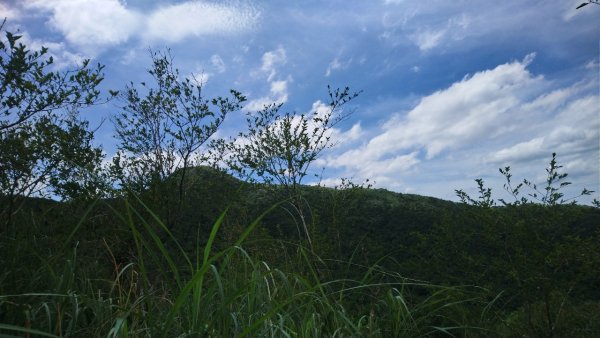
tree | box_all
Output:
[216,86,359,249]
[0,22,108,231]
[456,153,595,207]
[111,49,246,217]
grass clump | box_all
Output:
[0,196,497,337]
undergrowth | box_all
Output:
[0,195,498,337]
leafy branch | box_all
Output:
[456,153,596,207]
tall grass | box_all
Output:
[0,196,499,337]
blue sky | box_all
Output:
[2,0,599,202]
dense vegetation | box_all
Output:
[1,23,599,337]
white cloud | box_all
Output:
[408,14,470,51]
[191,70,212,85]
[563,0,593,21]
[16,32,85,69]
[245,78,290,111]
[327,150,420,191]
[0,3,22,20]
[22,0,259,54]
[245,47,291,111]
[322,55,599,196]
[258,46,287,81]
[25,0,142,52]
[120,49,139,65]
[489,93,599,166]
[143,1,259,42]
[305,101,364,148]
[586,59,599,70]
[188,54,227,84]
[325,57,352,77]
[519,87,574,113]
[370,54,541,159]
[379,1,594,55]
[332,122,364,144]
[270,80,288,99]
[488,137,546,164]
[211,54,226,73]
[410,28,446,51]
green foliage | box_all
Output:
[456,153,595,207]
[456,178,495,208]
[451,153,600,336]
[2,168,599,336]
[111,49,246,199]
[215,86,360,249]
[219,86,358,189]
[0,22,109,231]
[1,194,498,337]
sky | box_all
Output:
[2,0,599,203]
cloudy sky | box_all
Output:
[2,0,599,203]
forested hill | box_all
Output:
[15,164,600,287]
[4,166,600,336]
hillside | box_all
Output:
[2,167,600,336]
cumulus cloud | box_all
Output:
[258,46,287,81]
[188,54,227,85]
[370,54,540,159]
[245,78,290,111]
[322,55,599,194]
[0,2,22,20]
[21,0,259,54]
[486,75,599,163]
[487,137,547,164]
[332,122,364,145]
[25,0,141,52]
[304,101,364,149]
[246,47,290,111]
[15,32,86,69]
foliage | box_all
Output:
[456,153,595,207]
[220,86,358,188]
[215,86,360,248]
[111,49,246,200]
[0,22,108,231]
[456,178,495,208]
[451,152,600,336]
[1,166,599,336]
[0,196,496,337]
